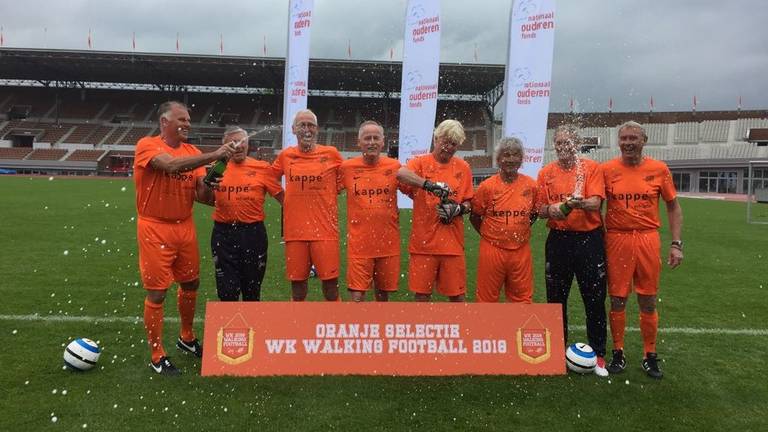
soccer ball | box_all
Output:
[565,342,597,374]
[63,338,101,371]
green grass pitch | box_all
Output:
[1,175,766,431]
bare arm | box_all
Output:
[150,142,235,174]
[195,177,215,206]
[665,198,684,268]
[396,166,426,188]
[570,196,602,211]
[469,212,483,234]
[273,191,285,206]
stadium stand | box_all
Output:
[26,148,67,161]
[1,48,766,192]
[674,122,699,144]
[65,149,106,162]
[700,120,729,142]
[0,147,33,159]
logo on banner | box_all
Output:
[516,315,552,364]
[514,0,538,22]
[513,68,532,87]
[291,0,304,16]
[405,70,423,91]
[216,313,255,365]
[407,3,426,25]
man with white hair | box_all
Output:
[602,121,684,379]
[339,120,402,301]
[470,137,538,304]
[271,109,344,301]
[537,124,608,377]
[133,101,237,375]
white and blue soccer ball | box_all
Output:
[63,338,101,371]
[566,342,597,374]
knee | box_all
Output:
[146,290,166,304]
[180,279,200,291]
[610,296,627,312]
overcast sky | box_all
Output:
[1,0,766,113]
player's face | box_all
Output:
[226,132,248,163]
[618,127,646,159]
[292,112,318,152]
[433,135,459,163]
[554,131,578,162]
[358,125,384,158]
[497,149,522,176]
[162,105,191,142]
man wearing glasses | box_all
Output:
[397,119,474,302]
[271,109,344,301]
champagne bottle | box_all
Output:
[558,196,582,217]
[203,158,227,187]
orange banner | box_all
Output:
[201,302,565,376]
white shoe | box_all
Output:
[594,356,609,377]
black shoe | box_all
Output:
[176,338,203,358]
[150,356,181,376]
[606,349,626,374]
[642,352,663,379]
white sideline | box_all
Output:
[1,313,767,336]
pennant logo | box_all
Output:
[216,313,254,365]
[516,315,551,364]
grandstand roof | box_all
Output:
[0,48,504,95]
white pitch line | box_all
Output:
[1,314,767,336]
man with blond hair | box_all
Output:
[397,119,473,302]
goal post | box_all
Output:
[746,160,768,224]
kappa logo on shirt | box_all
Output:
[288,168,323,190]
[353,183,392,203]
[608,191,651,209]
[165,172,195,182]
[490,204,530,225]
[521,188,533,197]
[644,175,655,182]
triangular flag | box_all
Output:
[219,33,224,55]
[132,31,136,51]
[88,28,92,49]
[176,32,180,53]
[263,35,267,56]
[608,97,613,112]
[347,39,352,58]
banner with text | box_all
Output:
[282,0,314,149]
[502,0,556,178]
[201,302,565,376]
[397,0,441,209]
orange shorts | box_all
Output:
[408,254,466,297]
[137,217,200,290]
[285,240,340,281]
[476,239,533,303]
[346,255,400,292]
[605,230,661,297]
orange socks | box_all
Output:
[639,310,659,355]
[143,298,165,363]
[609,310,626,351]
[177,289,198,342]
